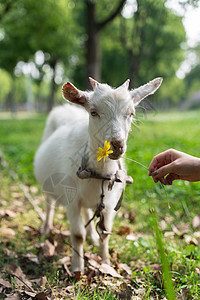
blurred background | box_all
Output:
[0,0,200,114]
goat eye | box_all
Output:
[126,112,133,118]
[91,111,99,117]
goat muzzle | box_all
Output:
[110,139,124,159]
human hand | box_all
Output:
[148,148,200,185]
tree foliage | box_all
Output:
[0,0,198,109]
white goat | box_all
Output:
[34,77,162,272]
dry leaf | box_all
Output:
[99,263,121,278]
[119,263,132,276]
[0,278,11,288]
[195,267,200,274]
[24,290,36,297]
[43,240,55,257]
[85,252,102,264]
[176,222,190,234]
[7,265,32,288]
[171,224,182,236]
[30,185,38,194]
[117,226,131,236]
[0,228,16,237]
[192,215,200,230]
[22,253,39,264]
[184,235,198,246]
[164,231,175,237]
[88,259,100,269]
[4,210,17,218]
[3,248,17,258]
[58,256,71,265]
[30,276,47,287]
[11,192,21,198]
[5,294,21,300]
[23,225,40,235]
[126,233,141,241]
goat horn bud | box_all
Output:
[89,77,100,90]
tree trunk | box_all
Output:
[85,0,126,88]
[85,1,100,88]
[48,60,57,112]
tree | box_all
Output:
[119,0,186,88]
[0,0,76,111]
[84,0,126,87]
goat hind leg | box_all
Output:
[41,195,56,235]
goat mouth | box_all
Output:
[109,153,122,160]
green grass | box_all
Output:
[0,110,200,299]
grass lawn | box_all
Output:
[0,109,200,299]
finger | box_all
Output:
[153,162,175,178]
[149,149,173,172]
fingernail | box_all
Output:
[151,171,158,176]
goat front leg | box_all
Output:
[99,209,116,265]
[67,203,86,273]
[41,195,56,235]
[83,208,99,246]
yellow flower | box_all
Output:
[96,140,113,163]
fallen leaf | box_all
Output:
[4,210,17,218]
[7,265,32,288]
[85,252,102,264]
[164,231,175,237]
[88,259,100,269]
[24,290,36,297]
[195,267,200,274]
[43,240,55,257]
[176,222,190,234]
[30,276,47,287]
[126,233,141,241]
[99,263,121,278]
[0,228,16,237]
[29,185,38,194]
[58,256,71,265]
[3,248,17,258]
[22,253,39,264]
[184,235,198,246]
[0,278,12,288]
[4,294,21,300]
[23,225,40,235]
[117,226,131,235]
[119,263,132,276]
[11,192,21,199]
[192,215,200,230]
[171,224,181,235]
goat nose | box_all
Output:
[111,139,124,154]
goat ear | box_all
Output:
[62,82,88,106]
[121,79,130,89]
[130,77,163,106]
[89,77,100,90]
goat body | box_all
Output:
[34,77,162,272]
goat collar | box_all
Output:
[76,143,133,239]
